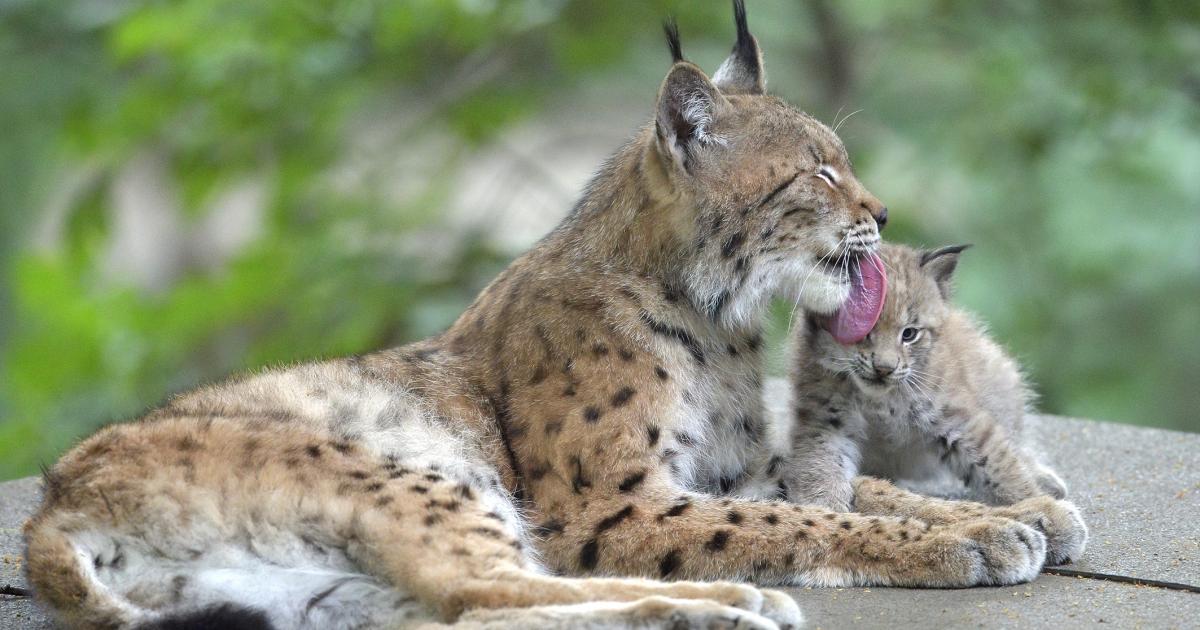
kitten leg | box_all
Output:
[933,409,1050,505]
[852,477,1087,565]
[779,398,866,512]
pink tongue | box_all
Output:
[824,252,887,345]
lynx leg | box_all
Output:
[428,596,789,630]
[852,477,1087,564]
[349,476,802,625]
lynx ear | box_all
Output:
[919,244,972,298]
[712,0,765,95]
[655,32,729,173]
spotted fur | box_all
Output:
[25,4,1076,629]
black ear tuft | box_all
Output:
[663,17,684,63]
[713,0,765,94]
[733,0,751,44]
[920,244,972,298]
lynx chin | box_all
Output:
[25,3,1084,629]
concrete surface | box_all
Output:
[2,416,1197,629]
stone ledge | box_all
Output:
[2,415,1197,628]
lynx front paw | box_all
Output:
[757,589,803,630]
[660,582,801,629]
[632,596,785,630]
[995,496,1088,565]
[917,517,1046,586]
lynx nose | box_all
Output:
[873,362,896,378]
[875,206,888,230]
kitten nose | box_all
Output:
[873,363,896,378]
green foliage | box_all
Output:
[1,0,1197,480]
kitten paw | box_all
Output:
[1034,466,1069,500]
[995,496,1088,565]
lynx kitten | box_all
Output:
[785,243,1070,515]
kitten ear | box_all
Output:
[655,25,729,173]
[712,0,766,95]
[920,244,972,298]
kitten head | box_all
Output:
[807,242,969,395]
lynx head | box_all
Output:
[807,242,969,395]
[649,1,887,334]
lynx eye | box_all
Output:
[816,166,839,189]
[900,327,921,344]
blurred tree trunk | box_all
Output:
[807,0,855,112]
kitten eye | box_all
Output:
[816,166,838,189]
[900,327,921,344]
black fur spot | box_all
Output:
[139,604,274,630]
[639,311,705,364]
[424,514,443,526]
[331,441,353,454]
[705,530,731,552]
[659,549,682,578]
[594,504,635,533]
[766,455,783,476]
[592,343,609,357]
[544,419,564,435]
[610,387,636,408]
[583,407,602,423]
[365,482,384,492]
[562,385,577,397]
[537,519,565,536]
[647,425,661,446]
[721,232,745,258]
[840,521,853,530]
[528,365,548,386]
[579,539,600,570]
[349,471,370,480]
[411,485,429,494]
[658,501,691,521]
[571,457,591,493]
[618,348,635,361]
[654,366,669,380]
[709,290,731,320]
[305,445,321,458]
[726,511,744,525]
[764,513,780,526]
[618,470,647,493]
